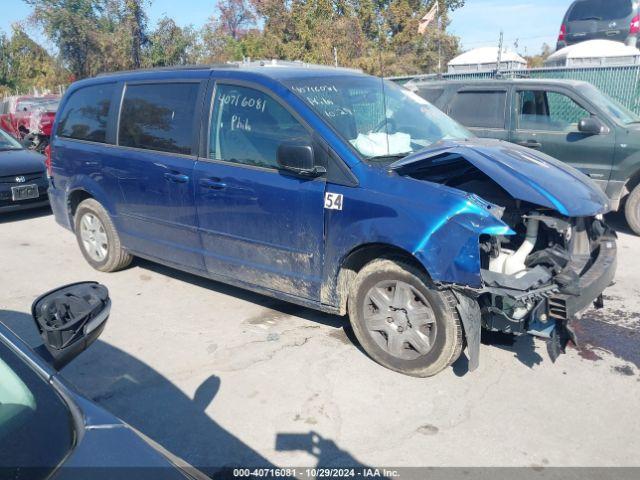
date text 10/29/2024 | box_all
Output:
[232,468,401,478]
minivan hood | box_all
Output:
[390,138,610,217]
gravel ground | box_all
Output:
[1,206,639,469]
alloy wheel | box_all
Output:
[79,212,108,262]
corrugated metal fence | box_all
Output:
[390,65,640,115]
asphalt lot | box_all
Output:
[1,206,639,469]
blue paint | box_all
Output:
[48,66,609,312]
[392,138,611,217]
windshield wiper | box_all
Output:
[579,16,602,21]
[366,152,412,162]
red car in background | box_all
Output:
[0,95,60,152]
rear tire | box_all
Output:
[347,258,463,377]
[625,184,640,236]
[74,198,133,272]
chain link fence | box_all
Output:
[389,65,640,115]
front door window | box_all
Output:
[210,84,311,169]
[518,90,589,132]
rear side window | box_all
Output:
[56,83,115,143]
[119,82,200,155]
[568,0,632,22]
[449,91,507,129]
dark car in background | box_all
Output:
[557,0,640,50]
[407,78,640,234]
[0,128,49,213]
[0,282,207,480]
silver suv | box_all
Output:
[557,0,640,50]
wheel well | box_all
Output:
[67,190,93,227]
[335,244,428,315]
[626,168,640,194]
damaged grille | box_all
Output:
[548,296,568,321]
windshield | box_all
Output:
[16,98,60,113]
[0,337,74,479]
[285,75,471,161]
[583,84,640,125]
[0,129,23,151]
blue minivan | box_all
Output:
[47,64,617,376]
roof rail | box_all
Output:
[96,63,238,77]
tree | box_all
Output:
[0,25,67,94]
[123,0,148,68]
[25,0,152,78]
[147,17,198,67]
[524,43,552,68]
[218,0,256,40]
[25,0,101,78]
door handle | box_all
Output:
[199,178,227,190]
[163,172,189,183]
[517,140,542,149]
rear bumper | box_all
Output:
[548,233,617,320]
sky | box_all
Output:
[449,0,575,55]
[1,0,576,56]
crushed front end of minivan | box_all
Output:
[391,138,617,370]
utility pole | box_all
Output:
[334,47,338,68]
[497,30,504,74]
[437,1,442,73]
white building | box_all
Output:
[447,47,527,73]
[545,40,640,67]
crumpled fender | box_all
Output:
[412,194,513,288]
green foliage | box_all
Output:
[4,0,466,93]
[146,16,199,67]
[524,43,553,69]
[0,25,67,95]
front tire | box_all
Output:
[347,258,463,377]
[74,199,133,272]
[625,183,640,235]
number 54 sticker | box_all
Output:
[324,192,344,210]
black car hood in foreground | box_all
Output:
[0,148,46,176]
[52,383,208,480]
[390,138,610,217]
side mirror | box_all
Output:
[31,282,110,370]
[578,116,608,135]
[277,143,326,177]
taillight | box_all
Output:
[631,15,640,35]
[45,144,52,177]
[558,24,566,43]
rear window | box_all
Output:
[568,0,633,22]
[56,83,115,143]
[449,91,507,129]
[118,82,200,155]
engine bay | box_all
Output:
[400,152,612,346]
